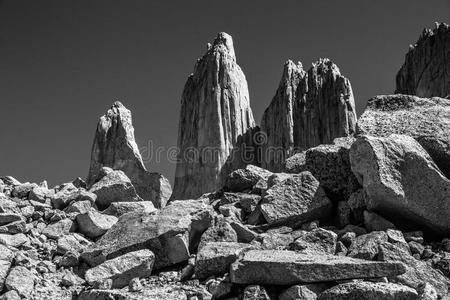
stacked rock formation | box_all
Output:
[261,58,357,171]
[172,32,256,200]
[87,101,172,208]
[396,22,450,98]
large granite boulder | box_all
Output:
[172,32,256,200]
[81,199,213,269]
[356,94,450,178]
[260,172,332,227]
[260,58,357,170]
[395,22,450,99]
[230,250,405,285]
[350,134,450,235]
[87,101,171,208]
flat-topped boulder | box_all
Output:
[318,282,418,300]
[230,250,406,285]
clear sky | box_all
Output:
[0,0,449,186]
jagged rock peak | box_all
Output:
[172,32,256,200]
[395,22,450,98]
[87,101,171,208]
[260,58,357,171]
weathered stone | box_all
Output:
[172,32,256,199]
[356,94,450,178]
[318,282,418,300]
[85,249,155,289]
[0,290,20,300]
[11,183,37,198]
[290,228,337,255]
[0,233,29,248]
[206,276,233,299]
[0,177,20,186]
[348,231,388,260]
[0,213,24,226]
[81,199,213,269]
[195,242,253,279]
[42,218,75,239]
[260,172,332,227]
[0,258,12,291]
[417,282,438,300]
[198,218,237,250]
[230,221,258,243]
[87,101,172,208]
[0,220,26,234]
[28,186,53,203]
[89,170,142,210]
[378,242,450,296]
[350,134,450,235]
[364,211,396,232]
[64,200,92,215]
[284,137,359,202]
[52,183,95,209]
[224,165,273,193]
[259,227,300,250]
[102,201,157,217]
[243,285,271,300]
[5,266,34,298]
[261,59,357,170]
[279,284,329,300]
[78,285,189,300]
[76,209,118,239]
[230,250,405,285]
[395,23,450,99]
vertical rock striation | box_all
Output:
[261,59,357,171]
[172,32,256,200]
[87,101,171,208]
[395,22,450,98]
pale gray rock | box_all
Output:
[195,242,253,279]
[101,201,157,217]
[224,165,273,193]
[347,231,388,260]
[42,218,75,239]
[11,183,37,198]
[89,169,142,210]
[243,285,271,300]
[350,134,450,235]
[230,250,405,285]
[5,266,35,298]
[81,199,213,269]
[279,284,329,300]
[85,249,155,289]
[198,217,238,250]
[0,246,13,292]
[261,59,357,170]
[52,183,95,209]
[172,32,256,200]
[0,233,29,248]
[318,282,418,300]
[356,94,450,178]
[87,101,172,208]
[260,172,332,227]
[64,200,92,215]
[290,228,337,255]
[395,23,450,99]
[0,290,20,300]
[76,209,118,239]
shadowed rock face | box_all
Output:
[172,32,256,200]
[87,102,171,208]
[395,22,450,98]
[261,59,357,171]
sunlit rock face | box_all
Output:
[172,32,256,200]
[395,22,450,98]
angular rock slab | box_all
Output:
[230,250,406,285]
[260,171,332,227]
[318,282,418,300]
[356,94,450,178]
[81,200,213,269]
[395,22,450,99]
[87,101,171,208]
[85,249,154,289]
[76,209,118,239]
[172,32,256,200]
[350,134,450,235]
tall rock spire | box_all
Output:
[261,59,357,171]
[172,32,256,200]
[395,22,450,98]
[87,101,172,208]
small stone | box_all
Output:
[5,266,34,298]
[128,277,142,292]
[42,219,75,239]
[76,209,118,239]
[409,241,425,256]
[243,285,271,300]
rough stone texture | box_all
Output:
[260,59,357,170]
[348,231,388,260]
[101,201,157,217]
[195,242,252,279]
[42,218,75,240]
[224,165,273,193]
[5,266,35,298]
[378,242,450,296]
[395,23,450,99]
[87,101,171,208]
[356,94,450,178]
[279,284,329,300]
[85,249,155,289]
[284,137,360,202]
[172,32,256,200]
[81,199,213,269]
[350,134,450,235]
[89,169,142,210]
[243,285,271,300]
[290,228,337,255]
[260,172,332,227]
[318,282,418,300]
[230,250,406,285]
[76,209,118,239]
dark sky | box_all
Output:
[0,0,449,186]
